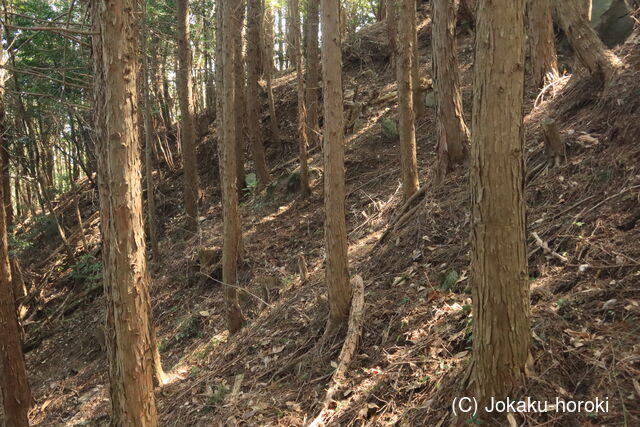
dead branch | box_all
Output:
[531,231,569,263]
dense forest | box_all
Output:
[0,0,639,425]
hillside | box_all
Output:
[14,5,640,427]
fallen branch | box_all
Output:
[308,275,365,427]
[375,184,428,247]
[531,232,569,263]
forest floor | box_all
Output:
[16,5,640,427]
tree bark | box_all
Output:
[527,0,559,87]
[91,0,159,424]
[0,44,31,427]
[233,2,247,197]
[410,0,425,118]
[176,0,200,234]
[580,0,592,20]
[555,0,619,80]
[277,8,285,70]
[321,0,351,333]
[397,0,420,200]
[290,0,311,197]
[263,6,282,145]
[305,0,321,149]
[246,0,271,189]
[222,0,247,334]
[433,0,470,174]
[386,0,397,69]
[141,5,160,258]
[471,0,530,403]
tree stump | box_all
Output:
[542,118,564,167]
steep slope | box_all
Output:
[17,6,640,427]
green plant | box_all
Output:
[189,366,201,377]
[381,118,399,140]
[440,270,459,291]
[242,172,260,201]
[175,316,202,341]
[205,383,229,406]
[465,414,482,425]
[69,254,103,283]
[8,232,33,257]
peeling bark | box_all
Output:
[92,0,159,423]
[471,0,530,403]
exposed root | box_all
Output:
[308,275,365,427]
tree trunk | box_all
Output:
[233,2,247,197]
[0,45,31,427]
[580,0,592,20]
[222,0,247,334]
[386,0,397,69]
[555,0,619,80]
[321,0,351,333]
[215,0,225,183]
[176,0,200,234]
[277,8,285,70]
[397,0,420,200]
[142,0,159,258]
[262,5,280,146]
[263,6,282,145]
[161,43,174,127]
[527,0,559,87]
[290,0,311,197]
[246,0,271,189]
[433,0,470,174]
[91,0,159,424]
[305,0,321,149]
[471,0,530,404]
[410,0,425,118]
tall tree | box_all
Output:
[177,0,200,233]
[321,0,351,333]
[305,0,321,149]
[222,0,247,334]
[432,0,470,174]
[555,0,619,81]
[263,5,281,145]
[526,0,559,87]
[0,44,31,427]
[234,2,247,196]
[92,0,159,424]
[386,0,397,69]
[471,0,530,403]
[396,0,420,200]
[410,0,424,118]
[246,0,271,189]
[290,0,311,196]
[142,1,159,257]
